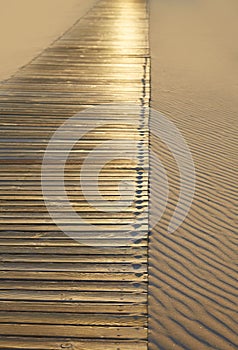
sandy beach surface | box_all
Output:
[0,0,97,81]
[150,0,238,349]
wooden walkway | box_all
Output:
[0,0,150,349]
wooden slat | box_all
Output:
[0,338,147,350]
[0,324,147,339]
[0,301,147,314]
[0,312,146,326]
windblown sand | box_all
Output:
[149,0,238,349]
[0,0,97,81]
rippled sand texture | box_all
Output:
[149,0,238,349]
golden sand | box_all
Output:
[0,0,97,81]
[149,0,238,348]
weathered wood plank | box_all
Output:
[0,301,147,315]
[0,312,146,326]
[0,338,147,350]
[0,324,147,339]
[0,271,146,282]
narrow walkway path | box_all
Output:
[0,0,150,348]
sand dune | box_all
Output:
[149,0,238,349]
[0,0,97,82]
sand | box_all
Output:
[149,0,238,349]
[0,0,97,82]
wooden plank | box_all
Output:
[0,262,146,273]
[0,324,147,339]
[0,301,147,314]
[0,312,146,326]
[0,280,147,292]
[0,290,146,303]
[0,254,146,264]
[0,338,147,350]
[0,271,146,282]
